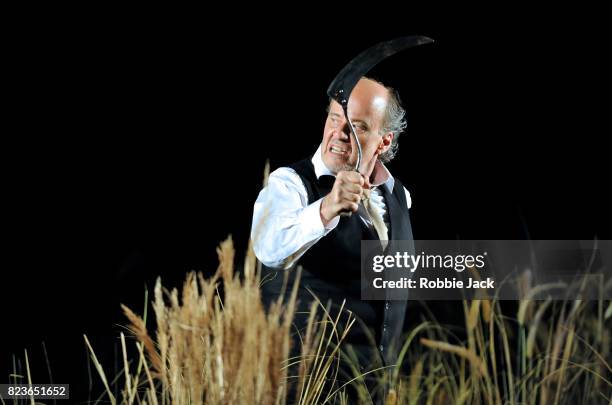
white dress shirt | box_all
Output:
[251,144,412,269]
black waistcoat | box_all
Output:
[261,157,413,345]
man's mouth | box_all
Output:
[330,145,349,156]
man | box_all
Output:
[251,77,413,366]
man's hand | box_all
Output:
[320,171,369,225]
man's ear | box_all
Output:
[378,132,394,154]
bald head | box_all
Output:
[346,78,391,124]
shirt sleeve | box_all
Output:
[251,167,340,269]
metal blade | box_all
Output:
[327,36,434,106]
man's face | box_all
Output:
[321,78,393,175]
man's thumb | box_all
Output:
[361,173,371,190]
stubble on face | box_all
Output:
[321,103,356,174]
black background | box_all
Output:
[3,9,610,401]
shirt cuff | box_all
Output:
[300,197,340,237]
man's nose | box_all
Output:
[335,120,351,141]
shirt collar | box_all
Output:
[311,143,395,193]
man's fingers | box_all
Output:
[338,171,364,186]
[341,182,363,195]
[342,201,359,213]
[348,172,365,186]
[334,188,360,204]
[340,191,361,204]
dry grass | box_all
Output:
[379,292,612,404]
[83,235,354,405]
[79,235,611,405]
[6,236,611,404]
